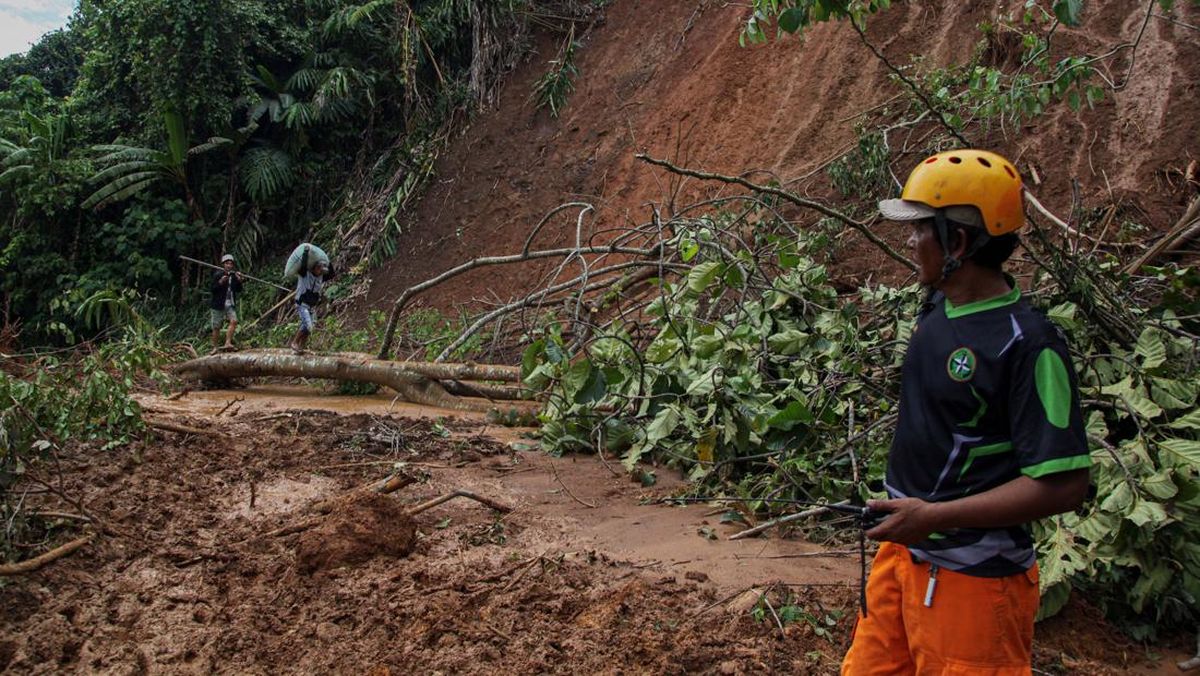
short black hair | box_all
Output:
[937,221,1019,270]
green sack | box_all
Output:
[284,243,330,278]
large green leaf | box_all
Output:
[686,261,723,296]
[82,172,161,210]
[1158,438,1200,469]
[1101,376,1163,420]
[1168,408,1200,431]
[1052,0,1085,26]
[1134,327,1167,370]
[1126,498,1171,529]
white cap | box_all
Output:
[878,199,983,228]
[221,254,235,263]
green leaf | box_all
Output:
[645,405,681,446]
[1168,408,1200,431]
[1134,327,1167,370]
[521,339,545,380]
[1100,481,1133,512]
[1052,0,1085,26]
[777,7,806,32]
[680,240,700,262]
[686,261,723,296]
[1046,302,1078,331]
[1101,376,1163,420]
[561,359,592,398]
[1036,581,1071,621]
[1084,410,1108,440]
[1140,471,1178,500]
[1150,378,1197,410]
[1158,438,1200,469]
[1126,498,1170,528]
[767,329,809,356]
[767,400,814,431]
[575,365,607,405]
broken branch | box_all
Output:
[0,534,93,576]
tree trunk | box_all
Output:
[174,351,531,413]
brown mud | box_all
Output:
[0,388,1188,674]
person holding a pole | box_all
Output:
[210,254,244,351]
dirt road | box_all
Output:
[0,387,1174,674]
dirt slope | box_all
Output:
[355,0,1199,317]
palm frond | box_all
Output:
[82,172,162,210]
[230,215,267,263]
[0,164,32,183]
[283,102,319,129]
[188,136,233,156]
[88,160,159,185]
[287,67,323,92]
[239,146,295,202]
[93,145,160,163]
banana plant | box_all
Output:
[82,110,229,224]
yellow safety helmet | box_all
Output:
[892,149,1025,236]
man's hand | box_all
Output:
[865,497,944,545]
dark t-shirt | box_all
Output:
[886,284,1090,577]
[209,270,243,311]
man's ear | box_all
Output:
[950,227,970,258]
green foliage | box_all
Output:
[827,129,890,199]
[1,325,169,562]
[533,31,580,118]
[741,0,892,45]
[531,202,1200,638]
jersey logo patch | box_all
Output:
[947,347,977,382]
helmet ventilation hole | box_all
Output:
[925,157,938,164]
[1003,165,1016,178]
[948,156,962,164]
[977,157,992,168]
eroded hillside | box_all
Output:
[356,0,1199,316]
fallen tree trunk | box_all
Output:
[175,351,530,413]
[237,349,523,383]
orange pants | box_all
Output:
[841,542,1039,675]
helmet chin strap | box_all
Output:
[935,209,990,283]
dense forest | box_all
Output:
[0,0,594,344]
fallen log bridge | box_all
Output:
[174,350,534,414]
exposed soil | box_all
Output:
[0,388,1187,674]
[354,0,1200,319]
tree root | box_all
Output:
[0,534,93,576]
[147,419,226,437]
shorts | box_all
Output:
[210,307,237,329]
[297,303,316,333]
[841,541,1039,675]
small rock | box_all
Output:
[719,660,740,675]
[315,622,341,642]
[684,570,709,583]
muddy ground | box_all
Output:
[0,387,1185,674]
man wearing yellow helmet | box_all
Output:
[841,150,1091,675]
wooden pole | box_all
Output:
[179,255,292,293]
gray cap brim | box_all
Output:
[878,200,984,228]
[878,199,936,221]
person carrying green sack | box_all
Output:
[288,245,334,354]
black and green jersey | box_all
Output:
[886,284,1090,577]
